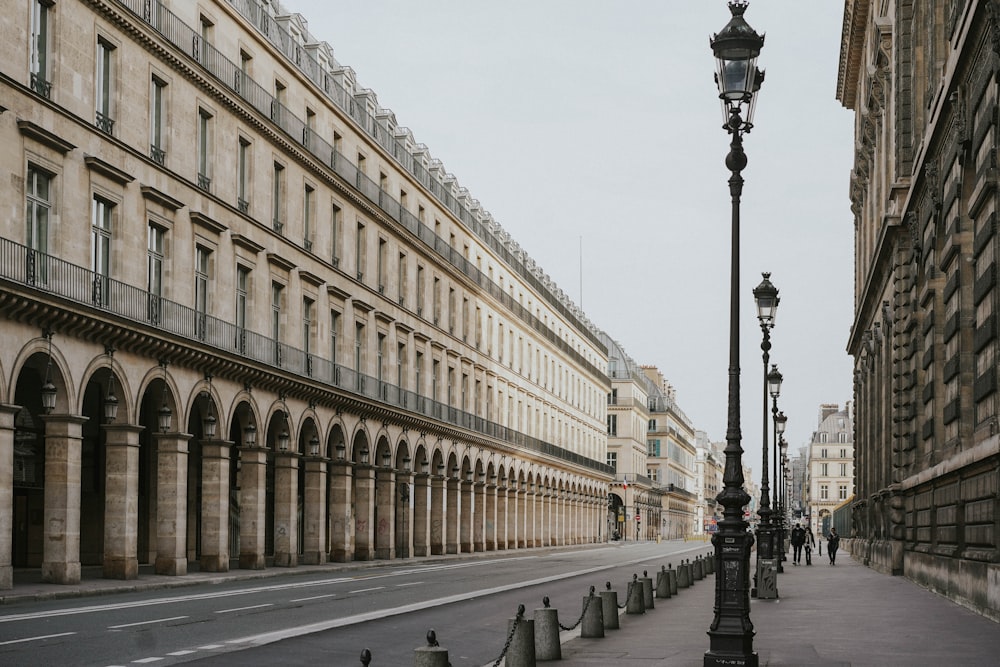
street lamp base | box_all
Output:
[756,559,778,599]
[705,645,759,667]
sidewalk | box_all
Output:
[557,548,1000,666]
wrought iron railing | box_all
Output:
[0,236,612,475]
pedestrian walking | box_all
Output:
[790,523,806,565]
[804,526,816,565]
[827,527,840,565]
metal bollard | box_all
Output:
[656,565,671,599]
[667,564,678,596]
[360,648,372,666]
[625,573,645,614]
[600,582,620,630]
[686,559,696,585]
[413,630,449,667]
[694,556,704,580]
[505,605,536,667]
[677,561,690,589]
[534,597,561,661]
[640,570,654,610]
[580,588,605,639]
[706,551,716,575]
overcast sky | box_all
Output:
[279,0,856,481]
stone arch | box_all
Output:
[80,350,132,425]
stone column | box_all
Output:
[327,460,353,562]
[301,456,327,565]
[354,465,375,561]
[515,486,525,549]
[446,476,460,554]
[429,474,445,555]
[155,433,190,575]
[41,414,87,584]
[396,471,412,559]
[460,478,473,553]
[473,481,485,552]
[496,484,508,550]
[412,472,430,556]
[0,405,18,589]
[103,423,143,579]
[273,451,299,567]
[527,485,537,548]
[199,440,232,572]
[375,467,395,560]
[537,488,547,548]
[557,491,566,546]
[238,446,267,569]
[485,481,497,551]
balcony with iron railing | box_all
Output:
[112,0,605,358]
[95,112,115,135]
[0,236,612,476]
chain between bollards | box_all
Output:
[490,603,525,667]
[556,586,596,631]
[617,575,637,609]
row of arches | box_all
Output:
[0,338,609,586]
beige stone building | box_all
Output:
[694,433,723,536]
[839,0,1000,618]
[0,0,613,587]
[805,404,854,537]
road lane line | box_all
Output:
[349,586,384,594]
[108,616,188,629]
[197,644,225,649]
[394,581,423,587]
[132,658,163,664]
[214,604,273,614]
[0,631,75,645]
[166,650,195,656]
[290,593,337,602]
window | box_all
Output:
[195,246,210,339]
[91,196,112,304]
[96,38,115,133]
[355,222,366,281]
[607,414,618,436]
[271,282,283,360]
[26,166,51,262]
[272,81,285,123]
[820,432,828,443]
[302,298,314,363]
[415,351,423,393]
[432,359,440,401]
[648,419,657,431]
[150,77,166,164]
[820,463,828,476]
[820,484,829,500]
[272,163,284,233]
[197,109,212,191]
[839,463,847,476]
[647,439,661,457]
[237,50,251,93]
[30,0,52,97]
[416,264,425,315]
[354,323,365,390]
[237,138,250,213]
[147,223,165,323]
[838,484,848,500]
[331,202,341,265]
[235,266,249,351]
[840,448,847,458]
[838,432,847,443]
[606,451,617,471]
[377,238,386,293]
[448,287,455,332]
[303,185,314,250]
[397,253,406,306]
[397,343,405,388]
[376,333,386,385]
[329,310,341,368]
[820,448,828,458]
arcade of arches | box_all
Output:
[0,337,610,587]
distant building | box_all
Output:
[806,404,854,537]
[695,432,723,536]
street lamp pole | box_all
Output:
[752,274,778,599]
[706,3,764,666]
[773,410,787,571]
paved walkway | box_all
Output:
[557,547,1000,667]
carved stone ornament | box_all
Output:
[907,211,922,265]
[988,0,1000,54]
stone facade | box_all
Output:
[805,404,854,537]
[838,0,1000,619]
[0,0,613,586]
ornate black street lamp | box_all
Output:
[752,273,778,597]
[706,2,764,665]
[773,409,787,570]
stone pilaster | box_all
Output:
[328,460,353,562]
[496,485,508,549]
[273,451,299,567]
[396,472,412,558]
[412,472,429,557]
[473,481,485,552]
[155,432,190,575]
[353,465,375,561]
[429,475,445,555]
[199,440,231,572]
[238,446,267,569]
[485,482,497,551]
[41,415,88,584]
[445,476,459,554]
[103,423,143,579]
[301,456,328,565]
[375,467,395,560]
[460,479,473,553]
[0,405,20,589]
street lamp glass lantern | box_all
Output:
[710,2,765,115]
[244,422,257,447]
[203,412,217,440]
[753,272,779,328]
[277,428,290,452]
[775,410,787,434]
[767,364,783,398]
[309,434,320,457]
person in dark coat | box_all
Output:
[790,523,806,565]
[827,527,840,565]
[804,526,816,565]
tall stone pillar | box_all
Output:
[301,456,327,564]
[496,484,508,550]
[515,486,525,549]
[199,440,232,572]
[446,476,460,554]
[557,491,566,546]
[396,472,412,558]
[473,481,485,552]
[354,465,375,561]
[412,472,429,556]
[41,414,87,584]
[485,481,497,551]
[460,478,473,553]
[238,446,267,569]
[375,467,396,560]
[537,488,548,548]
[103,423,143,579]
[527,485,537,548]
[155,433,190,575]
[0,405,18,589]
[273,451,299,567]
[327,460,353,562]
[429,474,445,555]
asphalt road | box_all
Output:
[0,541,712,667]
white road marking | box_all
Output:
[0,631,75,645]
[214,604,273,614]
[395,581,424,587]
[349,586,384,594]
[197,644,225,649]
[290,593,337,602]
[166,650,195,656]
[108,616,188,629]
[132,658,163,664]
